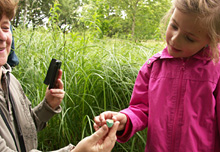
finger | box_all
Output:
[54,70,63,89]
[50,89,65,95]
[94,116,102,126]
[103,121,120,150]
[108,121,119,137]
[112,112,126,122]
[55,78,64,89]
[99,113,106,123]
[99,111,115,122]
[112,114,122,122]
[90,124,109,142]
[49,94,65,100]
[94,123,100,131]
[49,91,65,100]
[57,69,62,79]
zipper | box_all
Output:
[171,61,185,152]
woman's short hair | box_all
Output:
[0,0,18,20]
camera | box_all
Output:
[44,58,62,89]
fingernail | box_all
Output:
[103,125,108,131]
[112,116,117,120]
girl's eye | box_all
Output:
[185,36,194,42]
[170,23,178,30]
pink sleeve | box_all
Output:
[117,61,152,143]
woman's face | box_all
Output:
[166,8,210,58]
[0,15,12,67]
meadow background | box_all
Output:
[11,0,168,151]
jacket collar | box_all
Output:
[1,64,12,76]
[160,46,212,61]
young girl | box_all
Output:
[94,0,220,151]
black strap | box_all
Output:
[0,107,19,151]
[7,77,26,152]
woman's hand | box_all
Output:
[45,69,65,110]
[72,121,120,152]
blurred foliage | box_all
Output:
[13,0,171,40]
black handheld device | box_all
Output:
[44,58,62,89]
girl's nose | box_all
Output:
[170,32,179,46]
[0,29,7,41]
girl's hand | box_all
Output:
[45,70,65,110]
[94,111,127,131]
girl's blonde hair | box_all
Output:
[162,0,220,62]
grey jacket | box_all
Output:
[0,64,74,152]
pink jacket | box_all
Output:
[117,47,220,152]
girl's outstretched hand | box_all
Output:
[72,121,120,152]
[45,69,65,110]
[94,111,127,132]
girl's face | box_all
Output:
[166,8,210,58]
[0,15,12,67]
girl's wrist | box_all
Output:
[117,113,131,137]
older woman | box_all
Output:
[0,0,119,152]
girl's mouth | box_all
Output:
[171,46,181,52]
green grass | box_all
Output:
[12,27,166,151]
